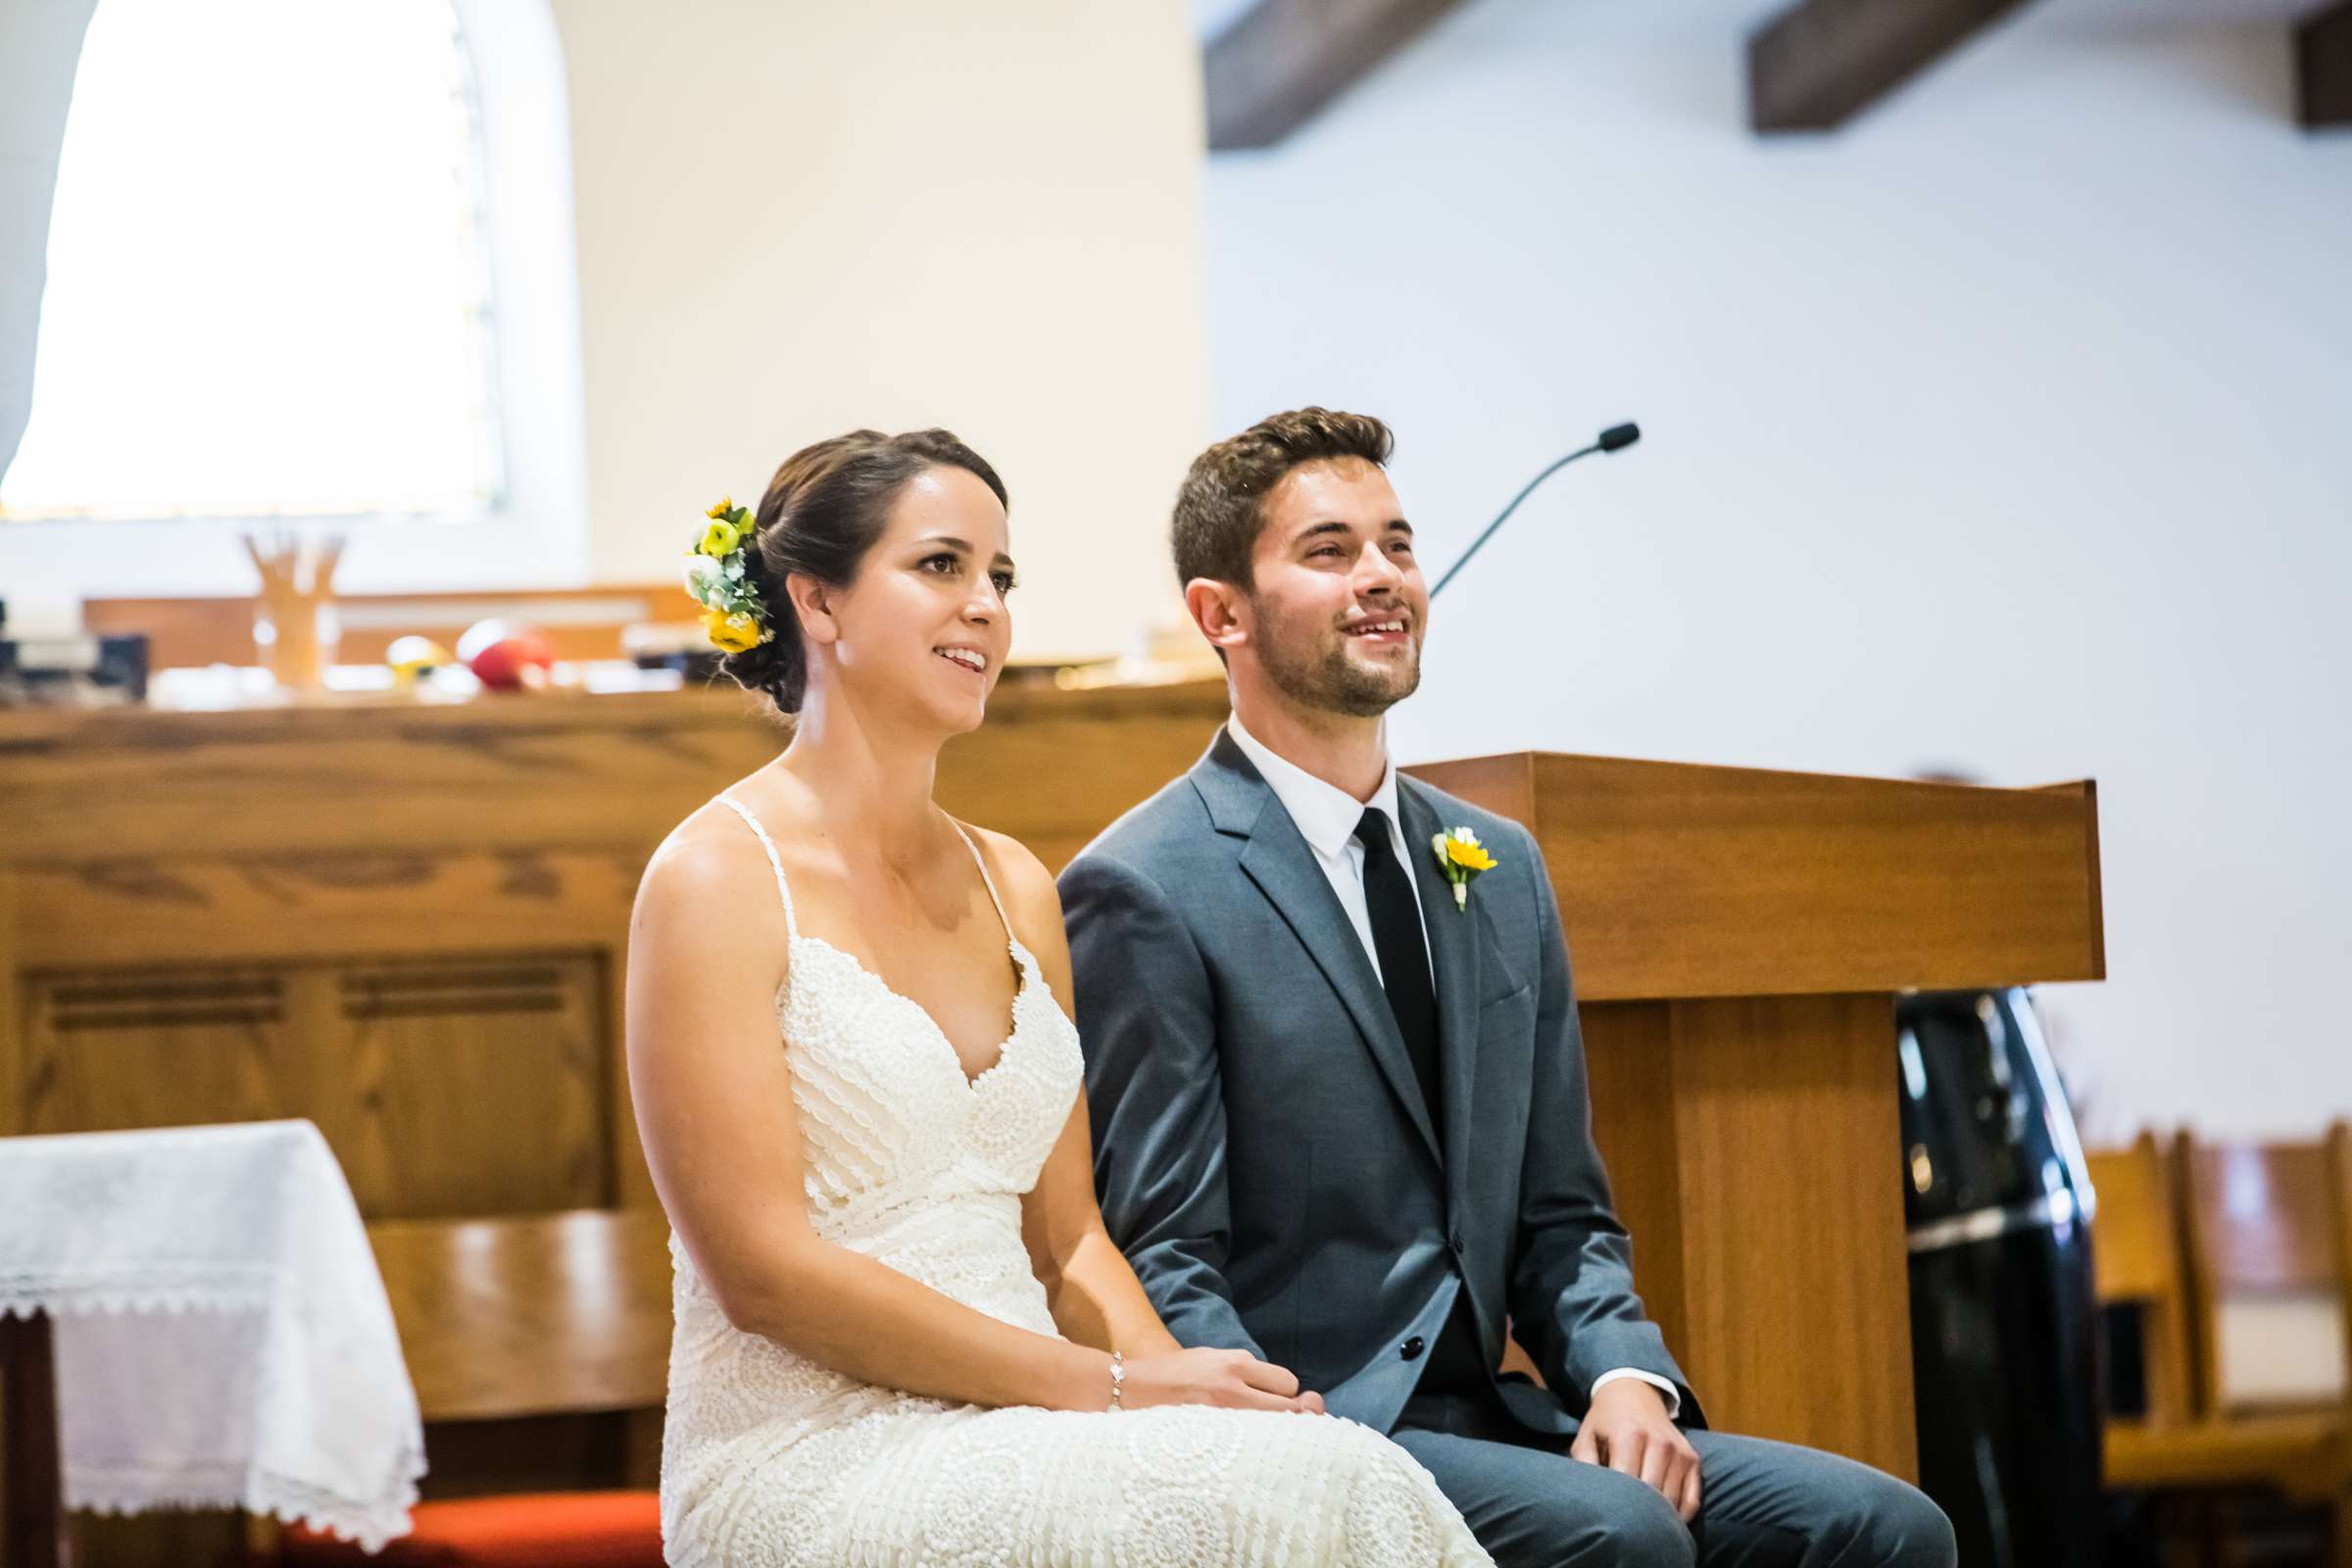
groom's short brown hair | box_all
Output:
[1172,408,1395,589]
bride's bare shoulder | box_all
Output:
[633,798,793,942]
[957,821,1062,930]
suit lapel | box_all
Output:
[1398,779,1485,1212]
[1194,732,1443,1164]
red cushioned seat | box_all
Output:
[281,1490,662,1568]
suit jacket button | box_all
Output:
[1400,1336,1426,1360]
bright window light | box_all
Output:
[0,0,502,522]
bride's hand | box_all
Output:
[1119,1348,1327,1414]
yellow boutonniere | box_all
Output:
[1430,826,1497,911]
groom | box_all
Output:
[1061,409,1955,1567]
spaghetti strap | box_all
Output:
[949,820,1016,950]
[714,793,800,942]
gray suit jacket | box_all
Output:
[1060,728,1698,1438]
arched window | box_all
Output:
[1,0,502,522]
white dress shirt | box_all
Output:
[1225,712,1428,987]
[1224,714,1681,1417]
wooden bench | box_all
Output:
[264,1207,673,1567]
[2089,1133,2196,1446]
[2089,1130,2349,1561]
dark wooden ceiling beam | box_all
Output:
[1746,0,2040,134]
[1203,0,1467,152]
[2299,0,2352,129]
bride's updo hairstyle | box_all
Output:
[722,428,1008,714]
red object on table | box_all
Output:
[456,620,556,692]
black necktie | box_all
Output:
[1353,807,1442,1128]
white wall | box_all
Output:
[0,0,593,628]
[1202,1,2352,1141]
[552,0,1210,662]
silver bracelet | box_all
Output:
[1108,1350,1126,1412]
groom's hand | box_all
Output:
[1569,1379,1700,1521]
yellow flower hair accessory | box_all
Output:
[1430,826,1498,911]
[682,498,771,650]
[700,516,743,558]
[702,609,764,654]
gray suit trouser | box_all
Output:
[1392,1392,1957,1568]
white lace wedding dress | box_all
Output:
[659,795,1491,1567]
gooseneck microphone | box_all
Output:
[1427,422,1642,599]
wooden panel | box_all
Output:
[0,689,781,864]
[2300,0,2352,129]
[22,955,609,1220]
[2185,1140,2333,1295]
[368,1208,671,1422]
[1579,1002,1690,1359]
[936,688,1226,870]
[1408,753,2103,1001]
[2042,777,2108,980]
[330,957,610,1218]
[22,964,302,1135]
[1665,994,1916,1478]
[1401,751,1536,833]
[1746,0,2038,133]
[2087,1137,2180,1303]
[2179,1134,2343,1420]
[1588,995,1917,1477]
[0,680,1229,867]
[1203,0,1468,150]
[11,851,639,969]
[2086,1134,2197,1428]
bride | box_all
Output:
[627,428,1490,1566]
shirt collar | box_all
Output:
[1225,710,1402,860]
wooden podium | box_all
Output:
[1406,751,2105,1482]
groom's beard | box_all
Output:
[1250,599,1422,718]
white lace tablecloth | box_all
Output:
[0,1119,424,1549]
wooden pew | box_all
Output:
[2178,1133,2346,1495]
[263,1207,673,1565]
[2088,1133,2197,1440]
[2090,1132,2348,1560]
[2185,1132,2352,1562]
